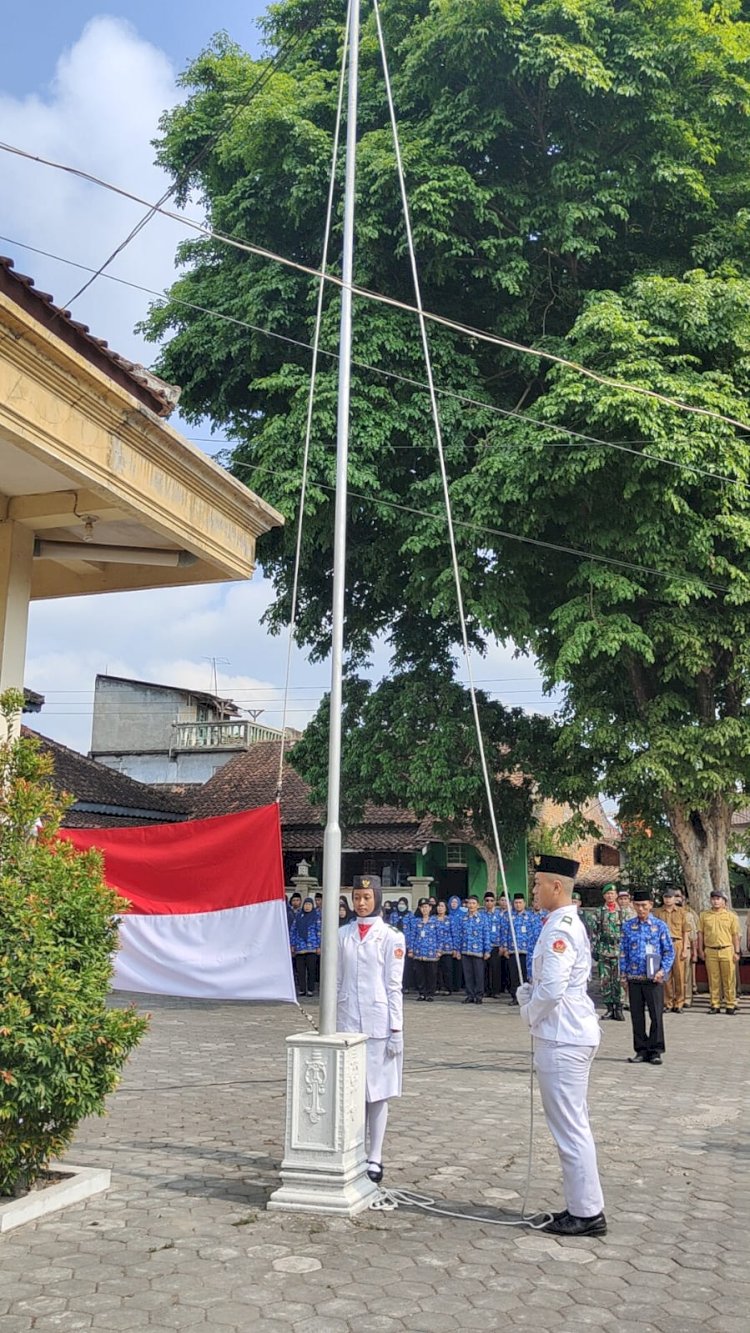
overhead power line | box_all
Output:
[2,140,750,438]
[2,232,747,493]
[60,7,323,311]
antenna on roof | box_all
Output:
[202,656,229,697]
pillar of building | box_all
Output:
[0,520,34,733]
[407,874,434,902]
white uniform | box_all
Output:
[520,903,604,1218]
[337,917,405,1102]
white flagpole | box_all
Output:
[318,0,360,1037]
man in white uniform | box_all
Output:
[337,875,405,1183]
[516,854,606,1237]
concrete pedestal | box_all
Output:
[268,1030,379,1216]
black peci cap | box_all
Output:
[534,854,580,879]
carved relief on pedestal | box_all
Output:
[303,1052,328,1126]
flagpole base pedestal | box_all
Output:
[268,1031,378,1216]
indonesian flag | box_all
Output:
[60,806,296,1002]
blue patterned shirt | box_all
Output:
[500,908,534,954]
[619,914,675,979]
[456,913,490,956]
[435,916,456,954]
[290,913,321,953]
[409,917,440,960]
[481,908,505,948]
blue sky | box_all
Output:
[0,3,268,97]
[0,3,552,754]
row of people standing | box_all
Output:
[387,891,549,1003]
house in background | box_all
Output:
[535,795,621,905]
[25,727,190,828]
[191,740,529,899]
[90,673,289,785]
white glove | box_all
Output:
[515,983,532,1007]
[386,1031,403,1057]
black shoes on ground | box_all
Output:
[366,1161,383,1183]
[628,1051,663,1064]
[543,1210,607,1237]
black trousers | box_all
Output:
[628,979,665,1054]
[413,958,438,998]
[462,954,485,999]
[508,952,528,993]
[438,953,454,993]
[487,947,502,996]
[295,952,317,994]
[500,953,512,994]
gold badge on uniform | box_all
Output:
[552,938,567,953]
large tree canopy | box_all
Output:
[144,0,750,906]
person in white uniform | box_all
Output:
[516,854,606,1237]
[337,874,405,1183]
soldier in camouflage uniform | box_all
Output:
[592,883,627,1020]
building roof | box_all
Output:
[24,728,190,826]
[732,806,750,830]
[0,255,179,418]
[95,673,241,717]
[192,741,424,850]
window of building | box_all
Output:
[446,843,467,866]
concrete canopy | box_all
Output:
[0,257,284,698]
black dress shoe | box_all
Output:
[649,1054,663,1065]
[475,998,483,1005]
[543,1212,607,1237]
[709,1007,720,1013]
[366,1161,384,1183]
[726,1007,738,1015]
[463,996,474,1004]
[628,1053,648,1063]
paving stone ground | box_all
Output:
[2,988,749,1332]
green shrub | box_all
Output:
[0,690,148,1196]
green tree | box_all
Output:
[143,0,750,908]
[290,668,555,888]
[0,693,148,1196]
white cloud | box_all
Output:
[0,15,185,361]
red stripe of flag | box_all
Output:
[60,805,285,916]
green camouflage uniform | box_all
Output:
[592,906,628,1006]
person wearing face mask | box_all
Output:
[337,874,405,1184]
[392,896,414,992]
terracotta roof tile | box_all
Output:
[23,728,189,824]
[192,741,423,846]
[0,255,179,418]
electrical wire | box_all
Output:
[3,139,750,438]
[59,6,324,311]
[229,456,740,595]
[3,231,747,493]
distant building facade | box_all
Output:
[90,673,287,784]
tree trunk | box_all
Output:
[662,793,731,913]
[473,837,500,898]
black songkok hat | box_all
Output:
[534,854,580,880]
[352,874,382,915]
[632,888,653,902]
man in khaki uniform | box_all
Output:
[655,888,691,1013]
[675,891,699,1007]
[697,888,741,1014]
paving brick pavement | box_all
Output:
[2,991,749,1332]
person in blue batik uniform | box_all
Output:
[503,893,534,1002]
[290,896,321,996]
[526,907,549,962]
[456,895,490,1004]
[620,888,675,1065]
[409,899,440,1000]
[434,900,457,994]
[447,894,466,990]
[481,892,504,997]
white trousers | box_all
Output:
[533,1038,604,1218]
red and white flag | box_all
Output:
[61,806,296,1002]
